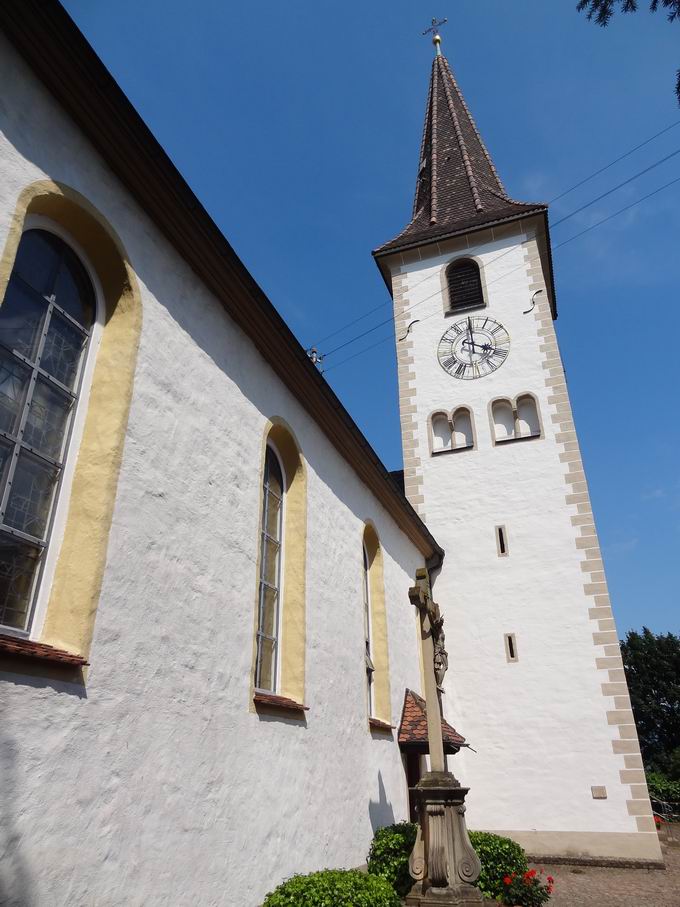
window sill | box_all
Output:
[369,717,395,733]
[0,634,88,666]
[432,444,474,457]
[495,433,541,445]
[253,691,309,714]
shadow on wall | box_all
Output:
[0,668,85,907]
[369,771,396,834]
[0,697,33,907]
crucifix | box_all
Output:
[405,568,483,906]
[409,569,448,773]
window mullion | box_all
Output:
[0,307,54,526]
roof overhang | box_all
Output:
[0,0,444,563]
[373,208,558,320]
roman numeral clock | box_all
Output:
[437,316,510,380]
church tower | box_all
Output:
[374,33,661,863]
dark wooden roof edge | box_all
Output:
[0,0,443,562]
[373,208,557,320]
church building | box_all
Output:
[0,3,661,905]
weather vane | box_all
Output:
[422,17,447,37]
[422,17,447,54]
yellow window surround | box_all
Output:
[0,180,142,675]
[251,418,307,709]
[363,521,391,725]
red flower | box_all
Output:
[503,876,512,885]
[547,875,554,884]
[528,869,537,878]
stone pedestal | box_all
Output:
[406,772,485,906]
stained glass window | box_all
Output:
[0,229,94,632]
[255,447,284,692]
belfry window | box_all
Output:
[362,543,375,714]
[255,446,284,692]
[0,229,95,634]
[491,395,541,444]
[446,258,484,313]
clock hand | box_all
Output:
[466,317,475,365]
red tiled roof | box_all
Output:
[374,52,545,257]
[0,634,88,666]
[398,688,465,753]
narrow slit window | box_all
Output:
[504,633,518,663]
[496,525,508,557]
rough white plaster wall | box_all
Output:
[394,234,637,838]
[0,37,425,907]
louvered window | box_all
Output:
[0,229,95,633]
[446,259,484,312]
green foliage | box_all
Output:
[647,770,680,804]
[576,2,680,104]
[500,869,554,906]
[366,821,418,897]
[620,629,680,776]
[262,868,400,907]
[468,831,528,901]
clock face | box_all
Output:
[437,316,510,380]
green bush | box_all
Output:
[262,868,401,907]
[468,831,528,901]
[367,821,418,897]
[647,771,680,806]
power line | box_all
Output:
[554,174,680,249]
[551,147,680,228]
[324,176,680,375]
[311,121,680,350]
[549,121,680,204]
[321,145,680,362]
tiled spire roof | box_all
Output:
[375,52,546,256]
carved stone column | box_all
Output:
[406,569,484,905]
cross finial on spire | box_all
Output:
[422,17,447,56]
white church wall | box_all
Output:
[0,36,426,906]
[391,228,660,862]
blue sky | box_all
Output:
[62,1,679,634]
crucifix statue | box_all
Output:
[405,568,483,906]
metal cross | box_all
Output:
[422,17,447,37]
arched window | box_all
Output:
[492,399,516,443]
[0,229,95,634]
[517,395,541,438]
[446,258,484,313]
[255,446,284,692]
[252,420,307,708]
[452,407,474,449]
[491,395,542,444]
[362,543,374,714]
[431,412,452,453]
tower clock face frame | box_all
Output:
[437,316,510,380]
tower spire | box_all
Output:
[374,43,546,257]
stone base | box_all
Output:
[406,772,485,905]
[405,881,487,905]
